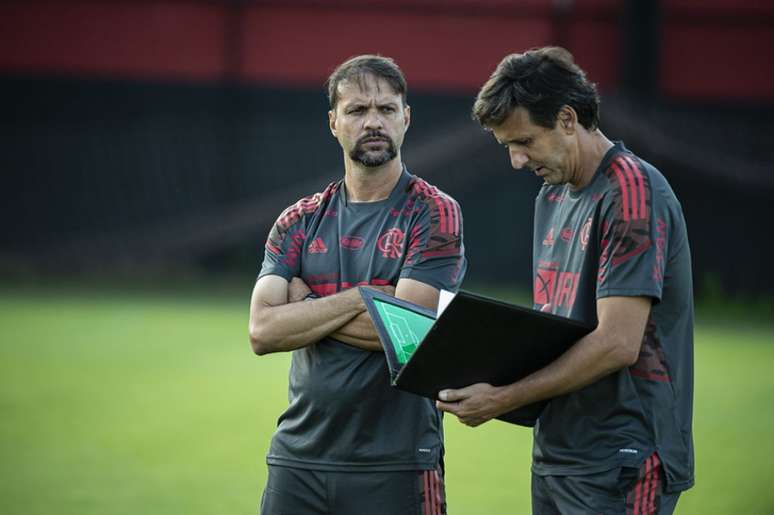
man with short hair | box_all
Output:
[249,55,465,515]
[436,47,694,514]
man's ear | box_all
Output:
[403,104,411,133]
[558,106,577,134]
[328,110,337,137]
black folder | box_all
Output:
[359,287,594,426]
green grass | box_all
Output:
[1,287,773,514]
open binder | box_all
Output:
[359,287,594,426]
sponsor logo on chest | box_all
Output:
[534,267,580,313]
[340,235,364,251]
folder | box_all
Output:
[359,287,594,426]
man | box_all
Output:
[249,55,466,515]
[437,47,694,514]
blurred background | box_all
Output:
[2,0,774,293]
[1,1,773,514]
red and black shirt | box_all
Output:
[258,168,466,471]
[531,142,694,493]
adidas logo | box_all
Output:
[308,237,328,254]
[543,228,555,247]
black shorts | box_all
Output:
[260,465,446,515]
[532,454,680,515]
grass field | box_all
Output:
[1,286,773,514]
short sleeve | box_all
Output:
[257,210,306,282]
[257,185,337,281]
[597,156,667,302]
[399,195,467,292]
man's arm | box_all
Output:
[436,296,651,426]
[329,278,441,351]
[248,275,366,355]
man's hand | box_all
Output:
[436,383,508,427]
[288,277,313,303]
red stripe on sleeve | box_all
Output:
[619,158,639,220]
[444,197,455,236]
[624,156,647,220]
[434,196,447,234]
[610,162,631,222]
[445,197,456,236]
[452,199,460,236]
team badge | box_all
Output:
[377,228,405,259]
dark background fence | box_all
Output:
[2,0,773,294]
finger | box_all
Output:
[435,400,460,415]
[460,416,478,427]
[460,417,481,427]
[438,388,469,402]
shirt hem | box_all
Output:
[532,454,694,493]
[665,478,695,493]
[532,461,624,477]
[267,456,438,472]
[531,449,654,477]
[596,288,661,301]
[257,269,293,282]
[399,269,460,293]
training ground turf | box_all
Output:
[1,287,773,514]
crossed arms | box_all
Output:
[248,275,440,355]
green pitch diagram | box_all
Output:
[373,298,435,364]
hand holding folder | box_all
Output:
[359,287,594,426]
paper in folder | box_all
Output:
[359,287,594,426]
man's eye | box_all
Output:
[381,106,395,113]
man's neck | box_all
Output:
[572,130,614,190]
[343,157,404,202]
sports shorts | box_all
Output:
[259,464,446,515]
[531,453,680,515]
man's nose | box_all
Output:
[363,110,383,130]
[509,148,529,169]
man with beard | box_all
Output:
[249,55,466,515]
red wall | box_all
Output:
[0,0,618,92]
[661,0,774,100]
[1,2,229,81]
[1,0,772,100]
